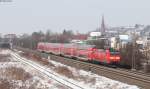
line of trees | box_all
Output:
[13,29,87,50]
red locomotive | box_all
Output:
[37,42,121,64]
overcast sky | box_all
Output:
[0,0,150,34]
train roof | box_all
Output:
[38,42,96,49]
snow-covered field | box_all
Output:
[0,49,70,89]
[0,50,139,89]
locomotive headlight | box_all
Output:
[109,57,115,59]
[116,57,120,60]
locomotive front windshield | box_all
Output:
[109,48,120,55]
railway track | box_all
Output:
[49,56,150,89]
[11,51,85,89]
[14,47,150,89]
[117,68,150,78]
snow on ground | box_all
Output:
[15,49,140,89]
[0,49,70,89]
[0,49,10,55]
[48,59,139,89]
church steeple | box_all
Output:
[101,15,106,35]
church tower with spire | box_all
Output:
[101,15,106,36]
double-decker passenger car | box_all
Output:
[37,42,120,64]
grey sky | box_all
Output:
[0,0,150,34]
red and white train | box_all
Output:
[37,42,121,64]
